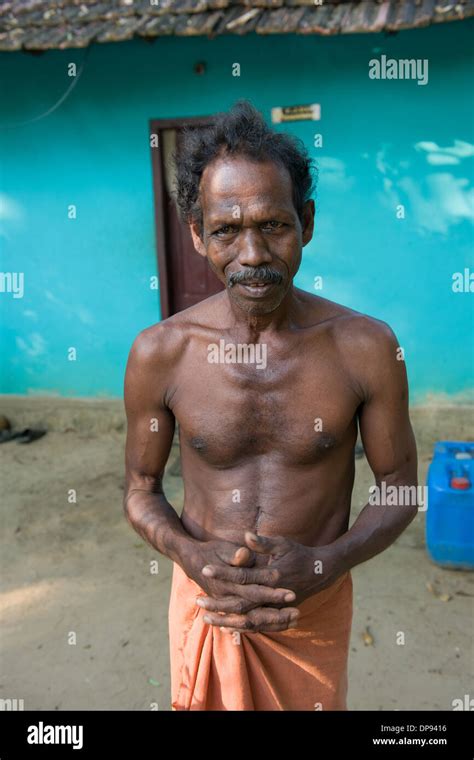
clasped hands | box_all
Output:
[184,531,345,634]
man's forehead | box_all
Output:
[199,157,294,214]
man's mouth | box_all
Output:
[239,281,275,296]
[227,267,283,291]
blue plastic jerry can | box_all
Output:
[426,441,474,570]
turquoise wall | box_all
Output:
[1,22,473,401]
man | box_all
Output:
[123,100,418,711]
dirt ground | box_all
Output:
[1,398,473,711]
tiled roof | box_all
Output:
[1,0,473,51]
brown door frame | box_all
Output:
[149,115,214,319]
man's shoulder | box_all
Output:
[129,293,224,367]
[304,294,402,400]
[303,291,399,356]
[332,309,397,352]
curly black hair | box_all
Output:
[174,100,316,234]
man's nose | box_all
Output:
[236,229,273,268]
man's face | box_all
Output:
[190,155,315,316]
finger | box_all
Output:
[233,584,295,605]
[203,612,248,629]
[223,619,299,633]
[247,606,300,631]
[214,544,255,568]
[231,546,254,567]
[204,607,300,632]
[202,563,281,587]
[221,621,296,634]
[197,584,295,611]
[196,595,256,614]
[244,531,286,556]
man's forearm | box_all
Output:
[329,492,418,573]
[124,489,196,568]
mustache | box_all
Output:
[227,266,283,287]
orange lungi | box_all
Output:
[168,561,353,711]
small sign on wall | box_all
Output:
[271,104,321,123]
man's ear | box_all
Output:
[189,221,207,258]
[301,199,315,246]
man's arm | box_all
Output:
[330,319,419,569]
[123,325,194,566]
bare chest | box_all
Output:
[170,351,359,467]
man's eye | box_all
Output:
[261,221,285,231]
[213,225,237,236]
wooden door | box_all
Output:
[150,118,224,318]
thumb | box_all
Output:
[230,546,255,567]
[244,531,286,556]
[215,543,256,567]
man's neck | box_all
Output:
[225,285,302,340]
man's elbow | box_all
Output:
[123,493,135,530]
[123,486,140,526]
[398,481,420,529]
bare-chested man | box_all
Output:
[123,100,418,711]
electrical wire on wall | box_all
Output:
[0,46,91,130]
